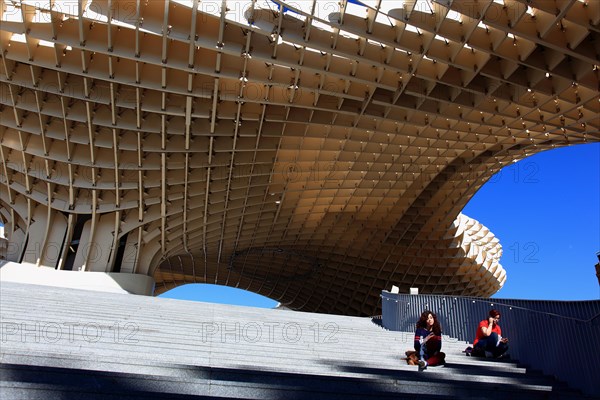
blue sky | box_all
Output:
[463,142,599,301]
[162,142,600,307]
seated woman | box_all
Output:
[472,309,509,358]
[409,310,445,370]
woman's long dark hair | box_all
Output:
[416,310,442,336]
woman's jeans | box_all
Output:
[474,332,508,358]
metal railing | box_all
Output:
[381,291,600,397]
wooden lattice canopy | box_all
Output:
[1,0,598,315]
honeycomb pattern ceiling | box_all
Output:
[0,0,598,315]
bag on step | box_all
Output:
[463,346,473,356]
[405,350,418,365]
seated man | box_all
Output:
[472,309,509,358]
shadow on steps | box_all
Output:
[1,362,460,400]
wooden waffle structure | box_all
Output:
[0,0,598,315]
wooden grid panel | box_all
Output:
[0,0,598,315]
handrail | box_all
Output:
[381,291,600,323]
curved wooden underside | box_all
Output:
[0,0,598,315]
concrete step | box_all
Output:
[0,348,554,388]
[0,357,571,400]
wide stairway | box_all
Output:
[0,281,586,399]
